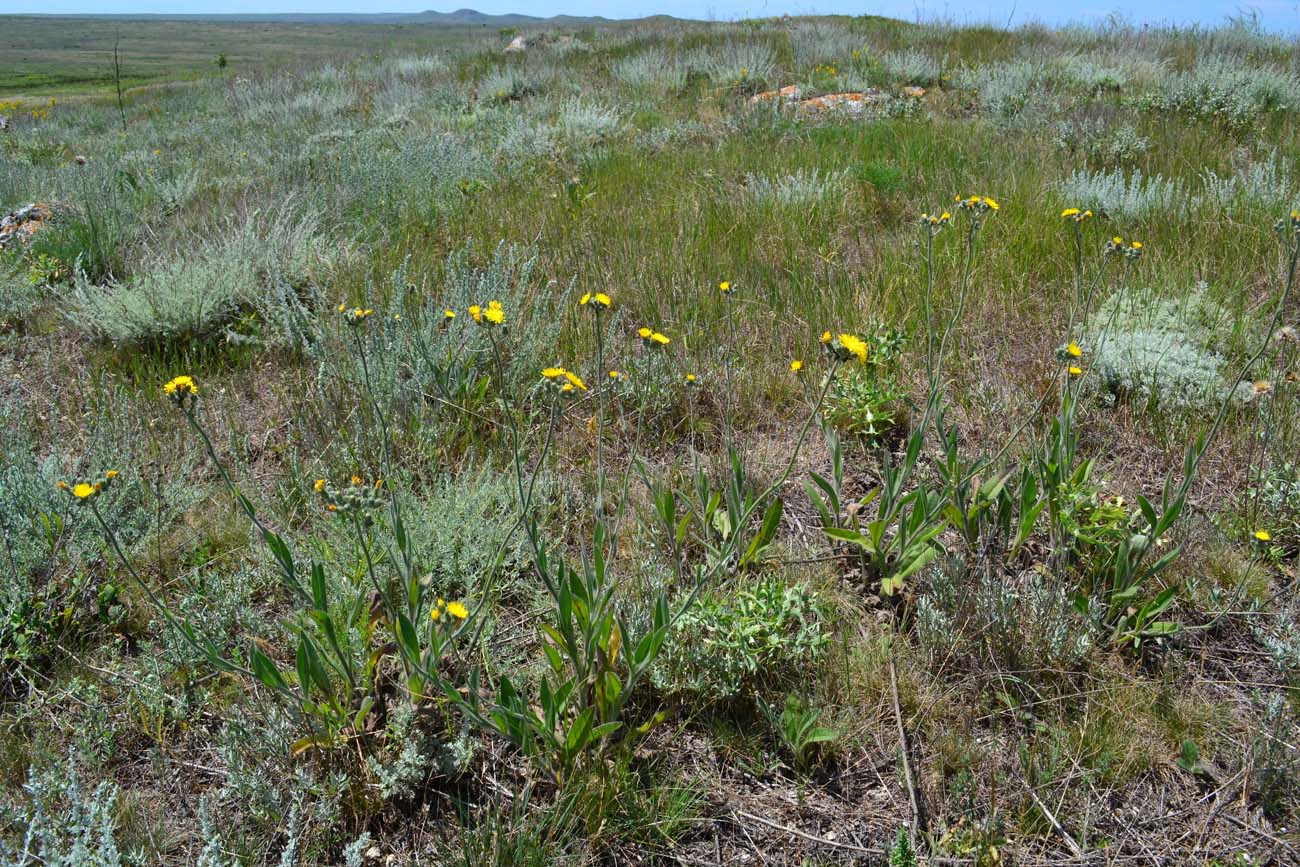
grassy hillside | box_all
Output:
[2,13,1300,866]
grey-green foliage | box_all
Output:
[744,168,848,209]
[917,563,1092,672]
[1085,283,1249,411]
[611,47,686,90]
[553,99,623,145]
[365,703,474,801]
[66,206,339,346]
[1201,149,1297,212]
[0,756,121,867]
[686,39,778,84]
[653,580,828,704]
[883,50,942,86]
[1052,118,1150,166]
[956,59,1055,118]
[1153,55,1300,129]
[787,20,865,68]
[1057,167,1189,220]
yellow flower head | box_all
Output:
[163,375,198,403]
[790,359,803,373]
[564,370,587,391]
[469,305,482,322]
[838,333,868,364]
[1067,341,1082,358]
[445,601,469,620]
[685,373,697,384]
[1061,208,1080,218]
[444,309,456,320]
[609,369,623,380]
[57,480,69,490]
[430,606,441,621]
[483,301,505,326]
[651,332,670,346]
[719,281,732,293]
[638,327,652,339]
[105,470,118,480]
[72,482,95,499]
[314,478,326,493]
[1068,365,1084,377]
[1130,241,1143,250]
[351,475,362,486]
[820,331,832,344]
[542,366,566,379]
[1112,236,1123,245]
[1255,529,1272,542]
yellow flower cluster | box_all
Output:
[821,331,868,364]
[542,366,588,392]
[469,300,505,326]
[956,194,999,214]
[920,210,952,229]
[57,469,119,502]
[338,303,374,325]
[638,327,671,347]
[1061,207,1094,222]
[314,474,385,515]
[1106,237,1144,259]
[431,597,469,622]
[579,291,612,308]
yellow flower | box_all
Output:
[820,331,832,344]
[838,333,868,364]
[444,309,456,320]
[351,475,362,485]
[73,483,95,499]
[1067,341,1082,358]
[337,302,346,313]
[1255,530,1272,542]
[1068,366,1084,376]
[651,332,670,345]
[594,292,611,307]
[430,606,441,621]
[580,292,592,305]
[1253,379,1273,396]
[1112,236,1123,245]
[638,327,653,339]
[685,373,697,384]
[1130,241,1143,250]
[542,366,566,379]
[483,303,505,326]
[469,305,482,322]
[446,601,469,620]
[564,370,588,391]
[790,359,803,372]
[56,480,68,490]
[105,470,118,480]
[1061,208,1080,218]
[982,196,999,210]
[314,478,326,492]
[719,281,732,293]
[163,375,198,397]
[609,369,623,380]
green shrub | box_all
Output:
[653,579,828,705]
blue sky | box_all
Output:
[4,1,1299,33]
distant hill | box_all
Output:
[5,8,680,26]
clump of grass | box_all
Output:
[610,47,686,90]
[744,167,849,209]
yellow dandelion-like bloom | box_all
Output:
[351,475,362,485]
[1061,208,1080,218]
[1255,530,1272,542]
[719,281,732,293]
[105,470,118,480]
[469,305,482,323]
[790,359,803,372]
[838,333,868,364]
[983,196,999,210]
[73,483,95,499]
[314,479,326,492]
[1067,341,1082,358]
[685,373,696,384]
[337,302,346,313]
[446,601,469,620]
[564,370,588,391]
[1112,236,1123,245]
[638,327,653,339]
[609,369,623,380]
[1130,241,1143,249]
[1068,366,1084,376]
[444,309,456,320]
[594,292,611,306]
[163,375,198,397]
[820,331,832,344]
[430,606,441,621]
[651,332,670,346]
[483,304,505,326]
[580,292,592,305]
[542,366,566,379]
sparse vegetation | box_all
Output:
[3,11,1300,866]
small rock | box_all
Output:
[901,86,927,98]
[748,84,802,105]
[798,90,889,115]
[73,154,87,165]
[504,36,528,53]
[0,202,53,249]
